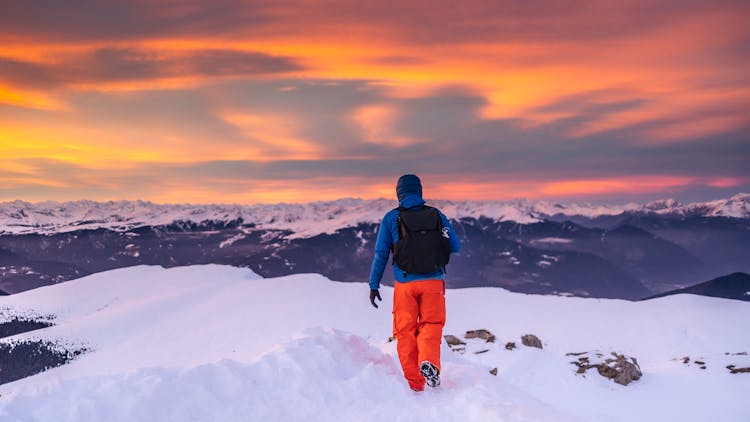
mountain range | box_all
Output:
[645,272,750,302]
[1,193,748,299]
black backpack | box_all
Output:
[393,205,451,275]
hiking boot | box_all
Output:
[419,361,440,388]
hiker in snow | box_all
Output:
[368,174,461,391]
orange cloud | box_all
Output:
[352,104,423,148]
[220,112,322,160]
[706,177,745,188]
[0,84,67,110]
[542,176,697,196]
[0,1,748,203]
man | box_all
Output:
[368,174,461,392]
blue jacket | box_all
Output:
[368,193,461,290]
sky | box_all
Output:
[1,0,749,205]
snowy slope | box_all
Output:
[1,265,749,421]
[1,193,747,237]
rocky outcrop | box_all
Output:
[444,335,466,346]
[521,334,542,349]
[569,351,642,386]
[505,342,516,350]
[727,365,750,374]
[724,352,749,374]
[444,329,495,354]
[465,329,495,343]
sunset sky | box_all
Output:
[1,0,749,204]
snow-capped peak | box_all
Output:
[0,194,747,237]
[642,198,682,212]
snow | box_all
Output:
[0,329,571,422]
[218,233,246,248]
[1,193,747,237]
[1,265,749,421]
[533,237,574,244]
[537,260,553,267]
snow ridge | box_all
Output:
[0,193,747,237]
[1,265,748,421]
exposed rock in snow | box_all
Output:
[465,329,496,343]
[443,334,466,346]
[727,365,750,374]
[522,334,543,349]
[569,352,642,386]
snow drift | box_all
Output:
[1,265,749,421]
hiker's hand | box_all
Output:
[370,289,382,308]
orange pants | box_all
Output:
[392,279,446,391]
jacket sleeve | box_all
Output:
[439,211,461,253]
[368,214,394,290]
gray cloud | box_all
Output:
[0,0,270,42]
[2,0,747,46]
[0,48,303,89]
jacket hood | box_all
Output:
[396,174,421,199]
[396,174,425,209]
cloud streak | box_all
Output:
[0,48,302,89]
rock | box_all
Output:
[602,353,642,386]
[678,356,710,369]
[465,329,495,343]
[505,342,516,350]
[444,334,466,346]
[490,368,498,376]
[521,334,543,349]
[570,351,642,386]
[727,365,750,374]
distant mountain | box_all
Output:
[554,214,750,278]
[496,220,719,292]
[1,194,748,299]
[1,193,747,236]
[645,273,750,302]
[0,220,651,299]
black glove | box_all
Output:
[370,289,382,308]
